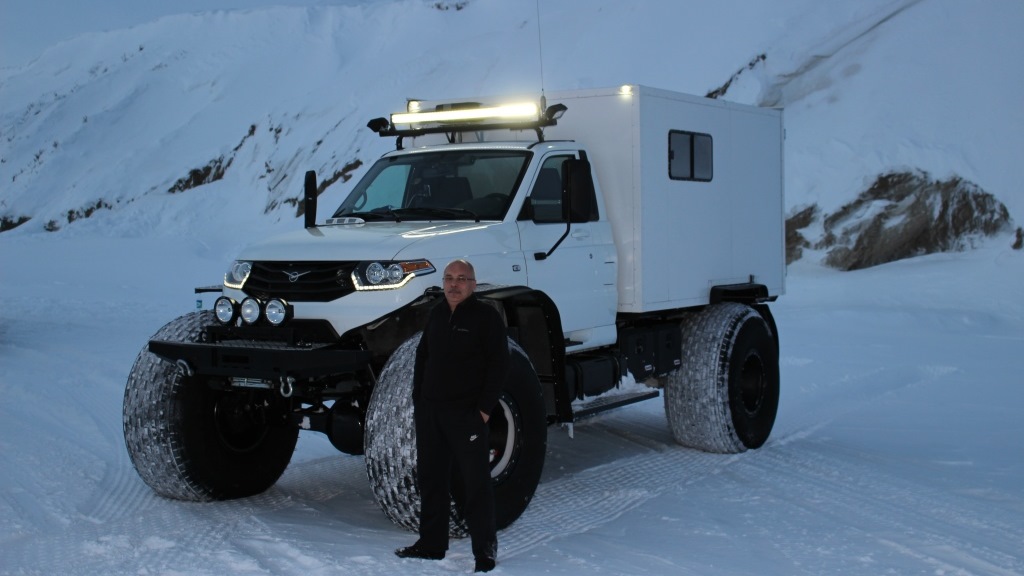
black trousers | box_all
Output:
[414,401,497,559]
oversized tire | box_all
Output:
[665,302,779,453]
[123,311,299,501]
[364,332,547,535]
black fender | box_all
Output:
[475,285,568,424]
[344,284,568,421]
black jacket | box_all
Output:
[413,294,509,414]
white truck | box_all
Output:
[124,84,784,533]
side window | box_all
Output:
[669,130,713,182]
[527,155,571,223]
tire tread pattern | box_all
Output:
[123,311,298,501]
[364,334,546,535]
[665,303,776,454]
[123,311,217,501]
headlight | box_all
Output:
[265,298,291,326]
[214,297,237,324]
[240,297,262,324]
[225,261,252,289]
[353,260,434,291]
[365,262,388,284]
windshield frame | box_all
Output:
[332,148,533,222]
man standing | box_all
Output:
[395,259,509,573]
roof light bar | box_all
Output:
[391,102,539,125]
[367,99,568,150]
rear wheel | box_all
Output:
[123,311,298,500]
[664,303,779,453]
[364,333,547,534]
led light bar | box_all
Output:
[391,102,539,125]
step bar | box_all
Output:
[572,389,660,421]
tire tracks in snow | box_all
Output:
[499,406,743,559]
[492,361,896,559]
[724,444,1024,575]
[5,452,354,575]
[498,360,1001,566]
[13,354,1010,573]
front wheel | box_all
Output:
[364,333,547,535]
[664,303,780,453]
[123,311,299,500]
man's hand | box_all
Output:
[480,410,490,424]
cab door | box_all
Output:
[516,153,617,349]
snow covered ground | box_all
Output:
[1,232,1022,575]
[2,0,1023,574]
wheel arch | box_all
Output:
[476,285,568,424]
[709,282,779,351]
[348,284,568,421]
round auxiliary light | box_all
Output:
[265,299,289,326]
[365,262,387,285]
[240,297,262,325]
[214,297,237,324]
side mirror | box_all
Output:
[303,170,317,229]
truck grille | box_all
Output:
[243,261,358,302]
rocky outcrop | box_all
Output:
[786,170,1015,270]
[785,204,818,264]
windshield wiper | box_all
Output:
[335,206,402,222]
[393,207,480,222]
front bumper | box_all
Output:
[147,340,372,380]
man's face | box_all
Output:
[443,262,476,309]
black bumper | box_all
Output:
[148,340,372,380]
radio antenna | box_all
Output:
[535,0,546,99]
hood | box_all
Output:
[236,220,511,262]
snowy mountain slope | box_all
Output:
[3,0,1020,243]
[1,1,1023,574]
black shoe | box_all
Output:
[395,544,445,560]
[474,556,496,572]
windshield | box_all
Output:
[332,150,531,221]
